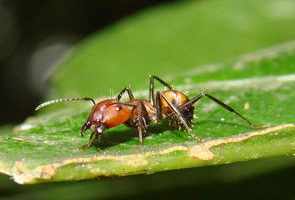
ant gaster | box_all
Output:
[148,75,253,131]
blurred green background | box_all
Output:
[0,0,295,199]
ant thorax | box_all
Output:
[142,100,157,122]
[125,99,156,126]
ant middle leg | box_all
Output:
[80,132,99,149]
[86,132,97,148]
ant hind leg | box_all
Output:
[204,93,252,126]
[182,92,253,126]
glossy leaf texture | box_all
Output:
[52,0,295,98]
[0,41,294,184]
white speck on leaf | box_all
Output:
[244,102,250,110]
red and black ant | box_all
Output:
[35,75,252,148]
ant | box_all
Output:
[148,75,253,132]
[35,75,253,148]
[35,88,157,148]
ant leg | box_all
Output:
[80,121,91,137]
[80,131,97,149]
[159,92,192,132]
[80,123,87,137]
[137,126,144,144]
[149,75,173,106]
[204,93,252,126]
[181,92,252,126]
[155,91,162,121]
[116,87,134,101]
[135,102,149,144]
[149,76,156,106]
[86,132,97,148]
[179,93,203,109]
[85,125,105,148]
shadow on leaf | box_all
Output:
[91,120,254,149]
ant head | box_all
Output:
[80,120,106,136]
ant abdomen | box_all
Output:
[149,75,253,132]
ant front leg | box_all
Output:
[117,87,134,101]
[80,121,90,137]
[85,132,97,148]
[149,75,173,106]
[83,125,105,148]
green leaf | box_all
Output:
[52,0,295,97]
[0,42,294,184]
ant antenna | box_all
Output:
[35,97,96,111]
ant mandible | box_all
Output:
[148,75,253,131]
[35,88,157,148]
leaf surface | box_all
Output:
[52,0,295,97]
[0,42,294,184]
